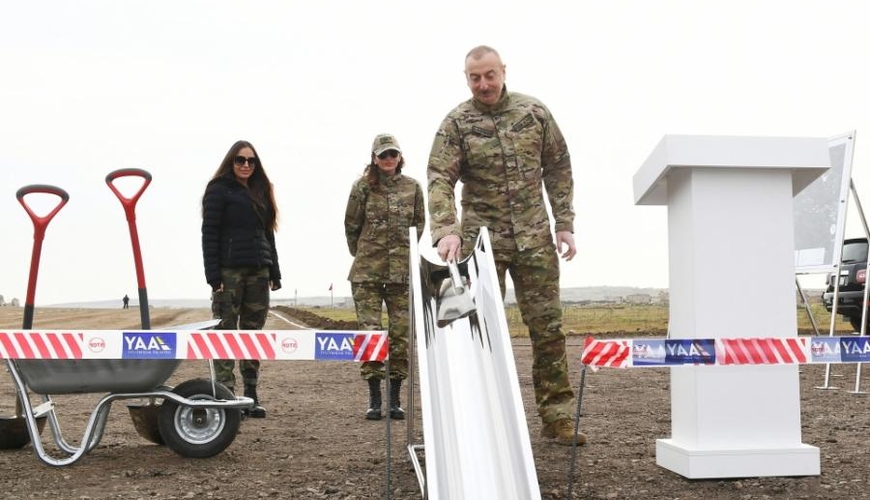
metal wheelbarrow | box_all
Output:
[8,329,254,466]
[4,182,253,466]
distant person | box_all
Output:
[122,294,129,309]
[427,46,583,445]
[202,140,282,419]
[344,133,425,420]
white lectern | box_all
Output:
[634,135,830,479]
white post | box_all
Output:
[634,135,829,478]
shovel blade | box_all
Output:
[0,414,47,449]
[128,403,165,445]
[436,278,476,328]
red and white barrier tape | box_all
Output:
[0,329,388,362]
[582,335,870,369]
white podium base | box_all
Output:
[656,439,820,479]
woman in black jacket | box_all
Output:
[202,140,281,418]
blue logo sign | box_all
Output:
[314,332,355,361]
[809,337,870,363]
[122,332,176,359]
[634,339,715,366]
[838,336,870,363]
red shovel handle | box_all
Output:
[105,168,151,288]
[105,168,152,214]
[16,185,70,328]
[16,185,70,235]
[106,168,152,329]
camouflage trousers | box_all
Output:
[211,266,270,391]
[351,282,409,381]
[493,242,575,423]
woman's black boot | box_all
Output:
[244,384,266,418]
[389,379,405,420]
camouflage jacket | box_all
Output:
[344,172,425,283]
[427,87,574,253]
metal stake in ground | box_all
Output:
[106,168,153,329]
[567,364,587,499]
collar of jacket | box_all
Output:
[210,175,247,190]
[377,170,402,185]
[471,84,510,114]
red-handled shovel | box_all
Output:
[106,168,165,444]
[0,185,68,449]
[18,185,70,329]
[105,168,152,329]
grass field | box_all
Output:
[294,300,854,337]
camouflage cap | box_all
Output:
[371,133,402,155]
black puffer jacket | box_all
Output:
[202,176,281,290]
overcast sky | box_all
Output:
[2,0,868,306]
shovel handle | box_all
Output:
[16,185,70,326]
[105,168,151,288]
[105,168,152,219]
[16,185,70,236]
[106,168,152,329]
[448,260,464,291]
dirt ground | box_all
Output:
[1,306,869,499]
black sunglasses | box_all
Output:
[233,156,258,167]
[377,150,400,160]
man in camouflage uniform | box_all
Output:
[345,133,426,420]
[427,46,584,445]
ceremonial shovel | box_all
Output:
[0,186,67,449]
[436,260,476,328]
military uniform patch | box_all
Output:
[471,125,494,138]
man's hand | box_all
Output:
[555,231,576,261]
[437,234,462,262]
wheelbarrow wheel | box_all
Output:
[157,379,241,458]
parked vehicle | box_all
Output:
[822,237,870,332]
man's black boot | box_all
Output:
[389,379,405,420]
[243,384,266,418]
[366,378,383,420]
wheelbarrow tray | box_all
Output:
[16,359,181,394]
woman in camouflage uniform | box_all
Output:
[202,140,282,418]
[344,133,425,420]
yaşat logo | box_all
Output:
[314,333,355,360]
[281,337,298,353]
[88,337,106,353]
[122,332,177,359]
